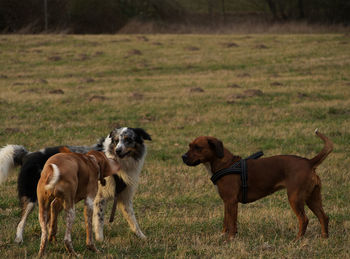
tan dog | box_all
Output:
[37,149,119,257]
[182,130,332,240]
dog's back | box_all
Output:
[40,152,100,201]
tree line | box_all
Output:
[0,0,348,33]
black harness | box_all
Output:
[210,151,264,204]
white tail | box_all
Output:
[0,145,27,184]
[45,164,60,190]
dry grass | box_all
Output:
[0,33,349,258]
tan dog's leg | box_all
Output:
[85,197,98,252]
[288,191,309,239]
[48,198,62,242]
[224,201,238,240]
[63,203,78,256]
[306,184,329,238]
[38,199,49,257]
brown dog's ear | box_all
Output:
[59,146,72,153]
[208,138,224,158]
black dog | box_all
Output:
[0,140,103,243]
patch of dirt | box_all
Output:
[328,107,350,115]
[130,92,144,100]
[34,79,48,84]
[297,92,309,98]
[223,42,239,48]
[140,114,156,122]
[125,49,142,58]
[137,36,149,42]
[4,128,21,134]
[48,56,62,61]
[237,72,251,78]
[49,89,64,94]
[89,95,108,102]
[185,46,200,51]
[226,98,236,104]
[31,49,43,53]
[244,89,263,97]
[226,89,263,103]
[110,38,131,43]
[13,82,25,86]
[0,74,8,79]
[75,53,90,61]
[20,88,39,94]
[152,42,163,46]
[227,83,241,88]
[190,87,204,93]
[94,51,104,56]
[255,44,268,49]
[270,81,283,86]
[81,78,95,83]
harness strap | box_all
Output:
[241,159,247,203]
[210,151,264,204]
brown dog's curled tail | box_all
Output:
[309,129,333,168]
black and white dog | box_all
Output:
[93,127,151,241]
[0,141,103,243]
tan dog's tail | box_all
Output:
[309,129,333,168]
[45,164,60,190]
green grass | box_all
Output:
[0,33,350,258]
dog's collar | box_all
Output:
[210,151,264,203]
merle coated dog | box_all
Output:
[93,127,151,241]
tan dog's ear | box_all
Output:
[208,138,224,158]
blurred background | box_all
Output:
[0,0,349,34]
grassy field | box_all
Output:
[0,33,349,258]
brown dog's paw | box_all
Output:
[87,244,99,253]
[48,235,57,242]
[224,233,236,242]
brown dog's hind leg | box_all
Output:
[48,198,62,242]
[306,184,329,238]
[63,202,78,257]
[288,192,309,239]
[38,199,50,257]
[85,197,98,252]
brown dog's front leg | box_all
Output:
[222,210,228,234]
[224,201,238,240]
[85,197,98,252]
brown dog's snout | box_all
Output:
[181,153,188,163]
[182,152,201,166]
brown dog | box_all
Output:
[37,149,120,257]
[182,129,332,240]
